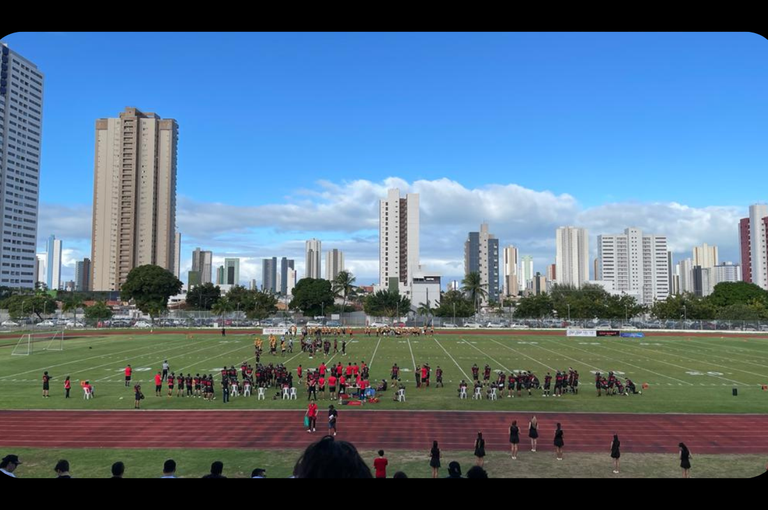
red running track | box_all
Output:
[1,410,766,454]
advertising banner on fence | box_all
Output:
[566,329,597,337]
[597,330,621,337]
[620,332,645,338]
[262,327,288,335]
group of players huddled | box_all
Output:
[456,365,582,399]
[595,371,641,396]
[364,325,436,337]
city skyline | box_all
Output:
[2,33,766,289]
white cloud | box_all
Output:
[40,178,751,287]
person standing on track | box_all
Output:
[611,434,621,474]
[509,420,520,459]
[474,432,486,467]
[554,422,565,460]
[528,416,539,452]
[328,404,338,436]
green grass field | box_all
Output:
[2,330,768,414]
[5,446,766,478]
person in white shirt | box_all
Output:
[0,454,21,477]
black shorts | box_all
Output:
[156,385,161,392]
[125,376,131,381]
[43,383,49,391]
[329,386,336,393]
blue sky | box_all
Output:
[2,32,766,287]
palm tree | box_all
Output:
[417,299,434,326]
[461,272,488,316]
[62,296,85,325]
[211,298,234,319]
[332,270,357,325]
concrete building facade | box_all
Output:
[556,227,589,288]
[379,188,419,290]
[91,107,178,291]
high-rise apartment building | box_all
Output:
[520,255,534,289]
[305,239,322,280]
[379,188,419,290]
[279,257,294,295]
[262,257,277,293]
[173,232,181,279]
[739,204,768,290]
[46,235,62,291]
[556,227,589,288]
[91,107,178,291]
[325,249,344,281]
[464,223,499,304]
[75,258,91,292]
[223,258,239,286]
[546,264,557,283]
[693,243,718,269]
[0,43,44,288]
[35,253,46,286]
[502,246,519,298]
[191,248,213,285]
[598,227,670,304]
[286,267,297,296]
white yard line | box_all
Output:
[489,339,558,372]
[591,341,751,386]
[2,338,212,381]
[98,339,243,382]
[407,337,417,372]
[432,336,471,380]
[539,337,693,385]
[521,340,607,374]
[667,338,768,367]
[461,338,512,372]
[646,339,768,379]
[369,335,383,368]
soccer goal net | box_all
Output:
[11,330,64,356]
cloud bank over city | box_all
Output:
[40,178,748,287]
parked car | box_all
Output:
[486,322,504,328]
[133,321,152,328]
[306,321,323,328]
[463,322,483,328]
[36,320,56,327]
[1,320,20,327]
[369,322,389,328]
[326,320,342,327]
[510,323,529,329]
[442,323,458,328]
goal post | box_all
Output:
[42,329,65,351]
[11,333,31,356]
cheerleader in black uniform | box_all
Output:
[611,434,621,474]
[509,420,520,459]
[528,416,539,452]
[474,432,486,467]
[679,442,692,478]
[554,422,564,460]
[429,440,441,479]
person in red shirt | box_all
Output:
[318,376,326,399]
[167,373,175,397]
[346,363,353,378]
[373,450,388,478]
[42,372,52,398]
[64,376,71,399]
[154,372,162,396]
[319,362,326,377]
[353,363,360,377]
[306,401,318,432]
[328,374,337,400]
[421,366,428,388]
[338,375,346,400]
[125,365,132,387]
[297,365,303,384]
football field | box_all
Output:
[1,329,767,414]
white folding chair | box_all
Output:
[230,385,239,397]
[257,387,265,400]
[489,387,498,400]
[83,387,92,400]
[282,387,290,399]
[459,387,467,399]
[473,387,482,400]
[243,384,251,397]
[397,388,406,402]
[290,387,297,400]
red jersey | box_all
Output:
[125,366,132,377]
[353,365,359,375]
[346,366,353,376]
[319,364,326,376]
[168,376,174,386]
[421,367,428,379]
[64,379,71,389]
[328,375,337,387]
[155,374,162,385]
[297,367,303,377]
[308,403,318,418]
[319,377,325,387]
[339,376,346,386]
[373,457,388,478]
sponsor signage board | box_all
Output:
[597,330,621,337]
[621,332,645,338]
[566,329,597,337]
[262,327,289,335]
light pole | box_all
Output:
[567,303,571,323]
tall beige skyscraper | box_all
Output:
[91,107,178,291]
[326,249,345,281]
[502,246,519,298]
[693,243,718,269]
[556,226,589,288]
